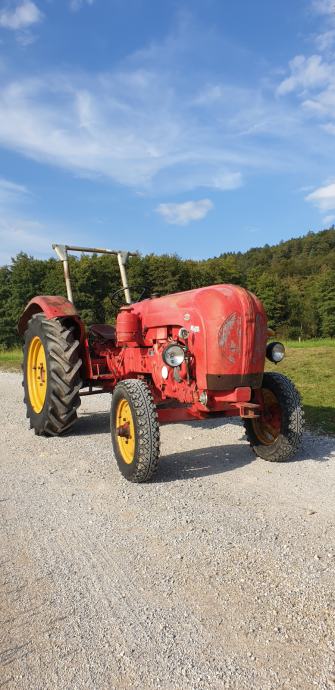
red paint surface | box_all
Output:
[18,295,79,335]
[19,284,268,420]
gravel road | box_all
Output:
[0,372,334,690]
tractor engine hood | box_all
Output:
[132,284,268,391]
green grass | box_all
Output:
[284,338,335,349]
[1,339,334,434]
[267,341,335,435]
[0,348,22,371]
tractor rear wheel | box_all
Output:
[111,379,160,482]
[244,372,304,462]
[23,313,82,436]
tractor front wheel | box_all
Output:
[244,372,304,462]
[111,379,160,482]
[23,313,82,436]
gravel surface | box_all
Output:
[0,372,334,690]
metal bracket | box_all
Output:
[52,244,73,303]
[118,251,129,267]
[52,244,68,262]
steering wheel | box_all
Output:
[110,285,148,309]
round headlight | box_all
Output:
[266,341,285,363]
[162,344,185,367]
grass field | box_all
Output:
[0,340,334,435]
[0,348,22,371]
[266,340,335,435]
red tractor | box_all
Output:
[19,244,304,482]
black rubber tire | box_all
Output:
[244,372,304,462]
[23,313,82,436]
[111,379,160,482]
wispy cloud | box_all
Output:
[314,28,335,50]
[156,199,213,225]
[0,12,334,206]
[0,177,28,204]
[208,172,242,190]
[0,1,43,30]
[310,0,335,51]
[0,177,79,263]
[277,54,333,95]
[305,181,335,211]
[0,177,49,263]
[69,0,95,11]
[0,61,318,197]
[274,5,335,218]
[311,0,335,16]
[277,41,335,136]
[0,216,49,263]
[2,12,326,197]
[278,2,335,100]
[0,1,43,46]
[0,69,250,194]
[323,214,335,224]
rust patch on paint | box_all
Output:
[218,313,242,364]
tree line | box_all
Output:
[1,228,335,348]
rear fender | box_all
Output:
[18,296,85,341]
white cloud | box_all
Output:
[314,29,335,51]
[0,216,49,261]
[69,0,95,11]
[1,14,324,197]
[323,214,335,224]
[0,72,251,193]
[303,85,335,115]
[0,1,43,30]
[156,199,213,225]
[277,55,333,95]
[277,44,335,141]
[311,0,335,52]
[0,177,51,263]
[311,0,335,16]
[0,211,81,264]
[305,182,335,210]
[322,121,335,132]
[0,18,333,201]
[0,177,28,203]
[210,172,242,190]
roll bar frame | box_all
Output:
[52,244,137,307]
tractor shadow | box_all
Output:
[155,429,334,482]
[74,411,111,435]
[156,442,254,482]
[73,411,334,482]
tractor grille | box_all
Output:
[206,373,263,390]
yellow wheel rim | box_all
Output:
[116,398,135,464]
[27,336,48,413]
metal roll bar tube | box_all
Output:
[52,244,137,306]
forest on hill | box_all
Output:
[0,228,335,348]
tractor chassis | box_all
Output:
[78,380,261,424]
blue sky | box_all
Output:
[1,0,335,264]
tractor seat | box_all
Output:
[89,324,116,342]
